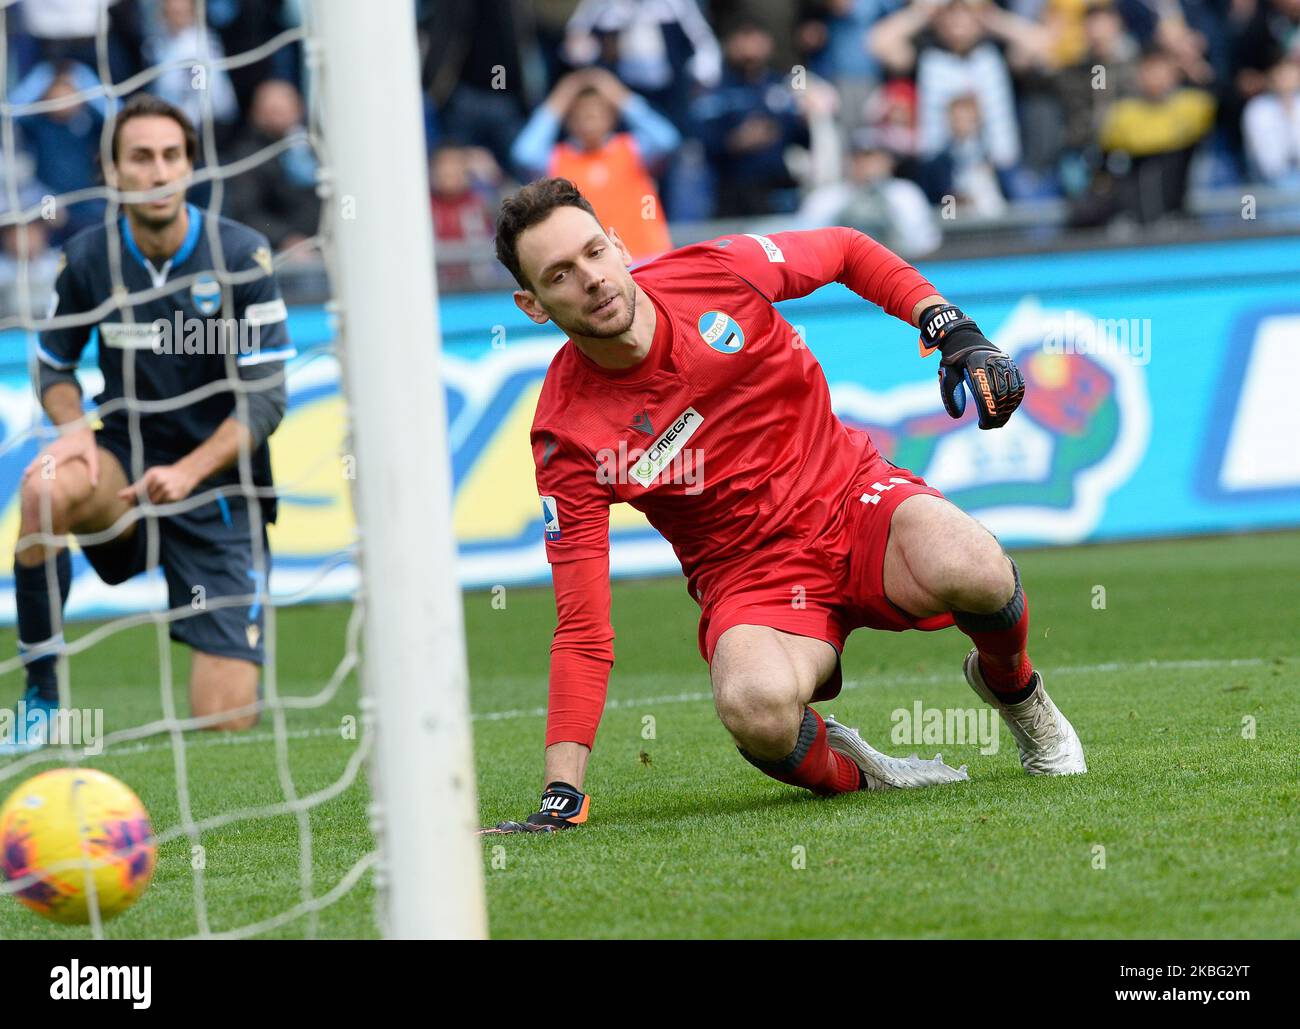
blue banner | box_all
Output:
[0,234,1296,623]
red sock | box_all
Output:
[739,707,862,796]
[953,562,1034,696]
[964,603,1033,693]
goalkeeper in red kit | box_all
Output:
[483,177,1086,834]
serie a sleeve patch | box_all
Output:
[540,495,561,541]
[743,233,786,263]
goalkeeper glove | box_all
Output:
[919,303,1024,430]
[478,781,590,835]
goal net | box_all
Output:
[0,0,483,938]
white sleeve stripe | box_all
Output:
[236,347,298,366]
[36,344,77,370]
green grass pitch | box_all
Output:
[1,531,1297,939]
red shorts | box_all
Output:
[696,460,955,692]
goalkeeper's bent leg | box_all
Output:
[737,706,863,795]
[712,626,861,796]
[885,495,1035,702]
[952,558,1036,704]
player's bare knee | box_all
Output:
[191,692,259,731]
[946,546,1014,613]
[728,709,800,758]
[18,476,79,540]
[713,672,800,751]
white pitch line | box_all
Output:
[5,656,1288,763]
[3,725,347,763]
[468,655,1291,725]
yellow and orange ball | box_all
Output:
[1,768,156,924]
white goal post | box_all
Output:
[310,1,486,939]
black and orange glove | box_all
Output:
[919,303,1024,430]
[479,781,590,835]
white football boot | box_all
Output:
[962,649,1087,775]
[824,715,970,791]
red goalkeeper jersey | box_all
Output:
[530,228,938,747]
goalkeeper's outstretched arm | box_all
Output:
[544,552,614,786]
[480,553,612,834]
[717,228,1025,429]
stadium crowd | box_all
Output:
[430,0,1300,265]
[2,0,314,283]
[3,0,1300,291]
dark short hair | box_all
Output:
[724,16,768,39]
[1138,43,1175,64]
[111,93,198,165]
[494,177,599,290]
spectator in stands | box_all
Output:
[1220,0,1300,170]
[1232,0,1300,94]
[19,0,109,65]
[797,129,940,256]
[792,71,852,193]
[0,180,62,288]
[1231,0,1300,118]
[1074,47,1216,225]
[0,215,59,288]
[513,67,679,260]
[799,0,906,144]
[431,144,498,242]
[692,19,812,217]
[431,142,501,288]
[1242,57,1300,185]
[223,79,321,255]
[1055,2,1139,194]
[799,0,902,88]
[10,60,106,244]
[716,0,804,68]
[939,93,1008,214]
[563,0,722,131]
[1151,4,1216,87]
[145,0,239,139]
[862,79,922,172]
[425,0,541,171]
[205,0,301,120]
[531,0,583,89]
[870,0,1046,195]
[16,0,145,84]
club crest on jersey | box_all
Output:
[698,311,745,354]
[251,245,274,276]
[540,495,561,541]
[190,273,222,316]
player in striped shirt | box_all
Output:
[4,96,294,753]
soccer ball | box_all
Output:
[0,768,156,924]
